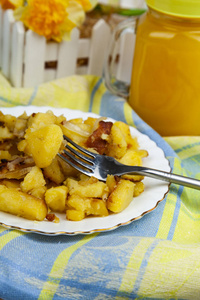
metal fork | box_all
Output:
[58,135,200,190]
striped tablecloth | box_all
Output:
[0,74,200,299]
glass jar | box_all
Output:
[130,1,200,136]
[104,0,200,136]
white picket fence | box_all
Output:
[0,7,136,88]
[99,0,146,9]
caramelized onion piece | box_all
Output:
[0,156,35,179]
[64,122,90,137]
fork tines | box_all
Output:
[57,135,96,176]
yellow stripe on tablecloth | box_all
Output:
[38,233,98,300]
[136,240,200,299]
[123,101,135,127]
[155,157,183,239]
[172,201,200,243]
[164,136,200,152]
[116,238,154,298]
[0,230,25,251]
[176,145,200,161]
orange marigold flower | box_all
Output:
[18,0,77,42]
[0,0,23,10]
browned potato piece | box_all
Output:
[118,149,143,166]
[43,157,65,185]
[66,177,107,198]
[0,150,12,161]
[0,185,47,220]
[0,179,21,189]
[107,179,135,213]
[27,111,57,129]
[118,150,144,182]
[107,124,127,159]
[134,181,145,197]
[66,209,85,221]
[25,124,63,168]
[0,126,14,142]
[67,194,108,221]
[106,175,118,193]
[45,186,68,212]
[114,121,139,150]
[30,186,47,199]
[20,166,46,193]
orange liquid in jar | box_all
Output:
[129,9,200,136]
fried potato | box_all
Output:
[67,194,108,221]
[118,150,144,182]
[0,185,47,221]
[27,111,57,130]
[20,166,46,193]
[0,150,12,161]
[66,177,107,198]
[134,181,145,197]
[114,121,139,150]
[107,124,127,159]
[43,157,65,185]
[45,186,68,212]
[0,126,14,142]
[24,124,63,168]
[107,179,135,213]
[66,209,85,221]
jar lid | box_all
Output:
[146,0,200,18]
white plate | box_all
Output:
[0,106,170,235]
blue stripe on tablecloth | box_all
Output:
[175,142,200,154]
[89,78,103,112]
[27,87,38,105]
[167,185,184,240]
[0,96,22,106]
[100,91,127,123]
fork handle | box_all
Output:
[119,166,200,190]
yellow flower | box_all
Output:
[73,0,93,12]
[0,0,23,10]
[15,0,79,42]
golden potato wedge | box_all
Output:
[118,149,144,182]
[107,124,127,159]
[107,179,135,213]
[66,209,85,221]
[20,166,46,193]
[0,150,12,161]
[27,111,57,130]
[106,175,118,193]
[25,124,63,168]
[29,186,47,199]
[45,186,68,212]
[0,179,20,189]
[0,185,47,220]
[118,149,143,166]
[0,126,14,142]
[66,177,107,198]
[67,194,108,220]
[43,157,65,185]
[134,181,145,197]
